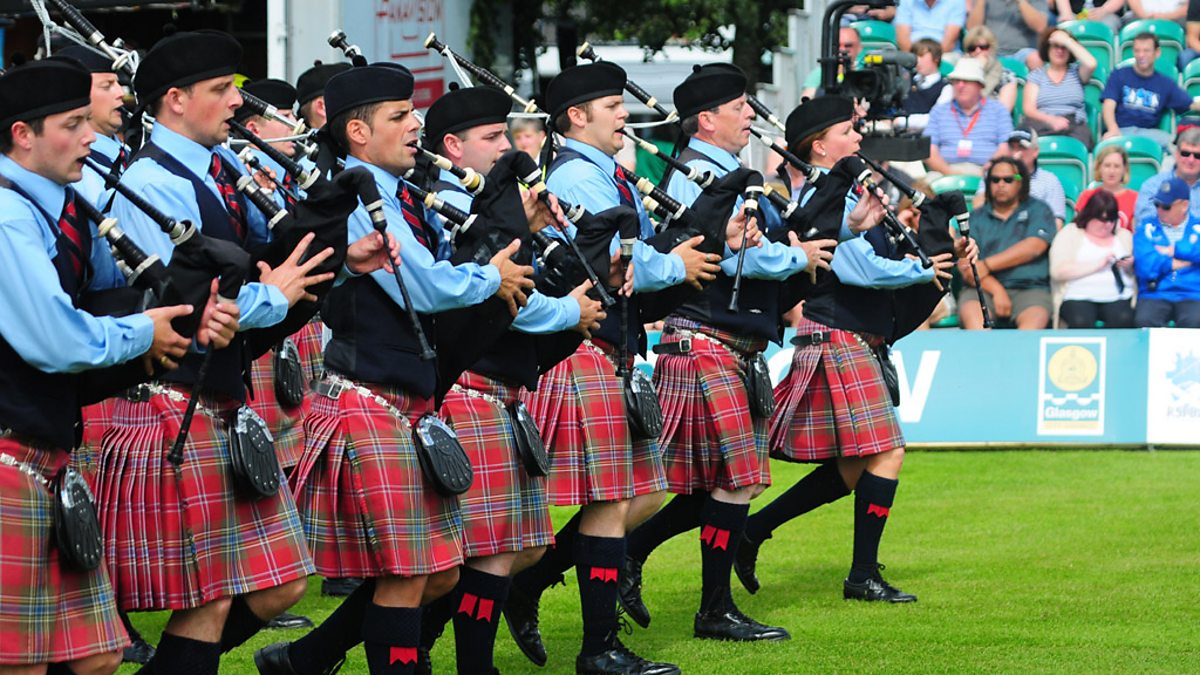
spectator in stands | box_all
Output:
[1050,191,1137,327]
[896,0,968,54]
[1102,33,1200,146]
[1077,144,1138,231]
[902,39,954,131]
[1023,28,1099,149]
[1134,126,1200,224]
[1055,0,1126,34]
[844,3,897,22]
[1181,0,1200,70]
[991,127,1069,227]
[967,0,1050,69]
[1133,175,1200,325]
[923,58,1014,176]
[962,26,1020,112]
[958,157,1057,329]
[1124,0,1187,23]
[801,26,863,99]
[509,116,546,162]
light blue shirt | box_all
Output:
[0,154,153,373]
[110,123,288,330]
[547,138,687,292]
[344,155,501,313]
[896,0,967,44]
[431,169,581,333]
[664,137,805,280]
[1134,170,1200,230]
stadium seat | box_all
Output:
[940,59,954,77]
[931,174,982,211]
[1095,136,1164,190]
[852,20,898,51]
[1185,58,1200,97]
[1039,135,1090,198]
[1119,20,1185,72]
[1116,56,1179,81]
[1059,20,1117,73]
[1084,70,1106,146]
[1000,57,1029,125]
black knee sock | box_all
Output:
[151,632,221,675]
[119,608,146,642]
[219,595,268,653]
[626,492,706,563]
[452,566,512,674]
[745,462,850,543]
[419,590,454,650]
[849,471,899,583]
[361,603,421,675]
[289,579,376,675]
[574,534,625,656]
[513,511,581,595]
[699,498,750,614]
[45,664,79,675]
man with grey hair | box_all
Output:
[1134,126,1200,226]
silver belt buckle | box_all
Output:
[811,331,826,345]
[677,337,692,353]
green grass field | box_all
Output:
[118,451,1200,674]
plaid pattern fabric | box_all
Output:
[0,441,128,664]
[293,317,326,384]
[521,342,666,506]
[75,398,117,488]
[291,378,464,578]
[247,348,309,471]
[768,319,903,462]
[96,389,314,611]
[654,318,771,494]
[208,154,246,241]
[441,370,554,557]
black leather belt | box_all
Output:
[651,337,692,355]
[790,331,831,348]
[311,377,347,400]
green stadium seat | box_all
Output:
[852,20,897,51]
[1185,58,1200,97]
[1117,56,1179,81]
[1039,135,1090,199]
[940,59,954,77]
[1119,20,1185,72]
[1000,57,1029,125]
[931,175,982,212]
[1059,20,1117,73]
[1095,135,1164,191]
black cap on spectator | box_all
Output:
[235,78,297,122]
[546,62,626,118]
[785,96,855,149]
[296,61,352,106]
[424,83,513,147]
[673,63,747,119]
[54,44,114,73]
[0,59,91,128]
[324,63,414,122]
[134,30,242,104]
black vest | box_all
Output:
[0,185,91,449]
[548,146,643,354]
[322,187,439,398]
[904,77,948,116]
[803,225,902,338]
[133,143,251,401]
[669,146,783,342]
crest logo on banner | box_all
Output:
[1038,337,1106,435]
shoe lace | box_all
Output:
[872,563,900,592]
[610,637,650,667]
[615,613,635,637]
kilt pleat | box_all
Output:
[440,371,554,558]
[768,319,903,462]
[96,390,314,611]
[74,399,116,487]
[0,441,128,664]
[521,342,665,506]
[292,379,463,578]
[653,324,770,494]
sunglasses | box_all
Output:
[1156,202,1178,210]
[989,175,1021,184]
[1179,149,1200,159]
[968,43,991,53]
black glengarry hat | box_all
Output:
[546,62,626,118]
[235,78,298,121]
[0,58,91,128]
[54,44,114,74]
[424,84,513,147]
[673,63,747,119]
[785,96,855,149]
[134,30,242,104]
[296,61,352,106]
[324,63,414,122]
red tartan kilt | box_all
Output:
[291,379,463,578]
[440,371,554,558]
[293,317,326,383]
[0,440,128,664]
[95,390,314,611]
[654,333,770,494]
[768,320,904,462]
[74,398,117,488]
[247,348,309,470]
[521,342,666,507]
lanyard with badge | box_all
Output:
[952,99,983,158]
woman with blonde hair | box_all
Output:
[1076,144,1138,231]
[962,25,1019,112]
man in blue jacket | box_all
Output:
[1133,176,1200,327]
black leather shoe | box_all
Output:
[843,565,917,603]
[733,534,762,594]
[254,642,299,675]
[617,556,651,628]
[122,635,155,664]
[320,577,364,597]
[575,639,680,675]
[266,611,315,630]
[694,607,791,642]
[503,582,548,667]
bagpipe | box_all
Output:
[576,42,677,122]
[424,33,540,114]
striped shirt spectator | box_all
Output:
[923,59,1014,176]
